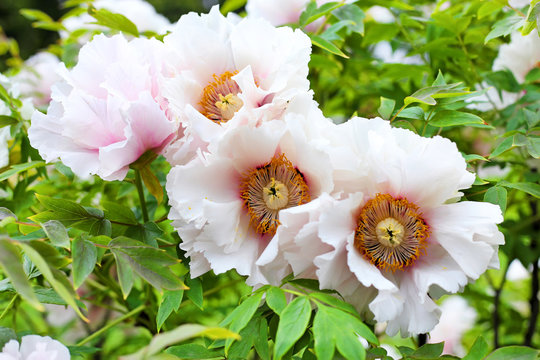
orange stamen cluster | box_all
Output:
[240,154,310,236]
[354,193,429,272]
[199,71,242,123]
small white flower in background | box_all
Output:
[508,0,532,8]
[280,117,504,336]
[365,6,394,24]
[11,52,61,107]
[0,335,70,360]
[161,6,313,166]
[507,259,530,281]
[246,0,336,29]
[428,296,477,356]
[493,32,540,84]
[166,114,334,286]
[29,34,177,181]
[61,0,171,39]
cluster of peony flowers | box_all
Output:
[0,335,70,360]
[28,5,504,337]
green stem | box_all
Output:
[76,304,146,346]
[134,169,149,223]
[389,104,407,123]
[0,294,18,322]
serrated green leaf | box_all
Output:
[429,110,485,127]
[274,296,312,360]
[88,6,139,36]
[41,220,70,249]
[72,235,97,289]
[0,239,43,311]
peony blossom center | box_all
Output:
[200,71,243,123]
[354,193,429,271]
[376,217,405,247]
[240,154,310,235]
[263,178,289,210]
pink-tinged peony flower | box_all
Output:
[29,34,177,181]
[161,6,313,166]
[0,335,70,360]
[166,115,334,286]
[428,296,476,356]
[11,52,61,107]
[246,0,337,29]
[493,32,540,83]
[271,117,503,336]
[61,0,171,39]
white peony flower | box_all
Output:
[29,34,177,181]
[493,32,540,83]
[161,6,313,166]
[279,117,503,336]
[61,0,171,39]
[166,114,334,286]
[428,296,476,356]
[11,52,62,107]
[508,0,531,8]
[0,335,70,360]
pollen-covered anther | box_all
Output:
[240,154,310,236]
[200,71,243,123]
[355,193,430,272]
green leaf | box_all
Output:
[157,289,184,331]
[33,194,93,224]
[222,291,264,353]
[333,4,365,35]
[526,136,540,158]
[109,237,184,293]
[102,201,138,225]
[140,165,163,204]
[310,35,349,58]
[72,235,97,289]
[485,16,525,43]
[463,154,488,162]
[464,336,489,360]
[489,136,519,159]
[254,317,270,360]
[88,6,139,36]
[397,106,424,120]
[378,97,396,120]
[165,344,223,359]
[429,110,485,127]
[309,292,359,316]
[18,242,86,321]
[300,1,342,27]
[0,327,16,349]
[274,296,312,360]
[404,83,468,107]
[41,220,70,249]
[478,1,505,19]
[266,286,288,315]
[499,181,540,198]
[220,0,247,14]
[185,276,204,310]
[113,249,134,299]
[362,23,400,45]
[0,161,46,182]
[412,342,444,358]
[123,324,239,360]
[0,239,43,311]
[485,346,539,360]
[0,115,18,128]
[484,186,507,213]
[20,8,54,22]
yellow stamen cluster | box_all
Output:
[200,71,243,123]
